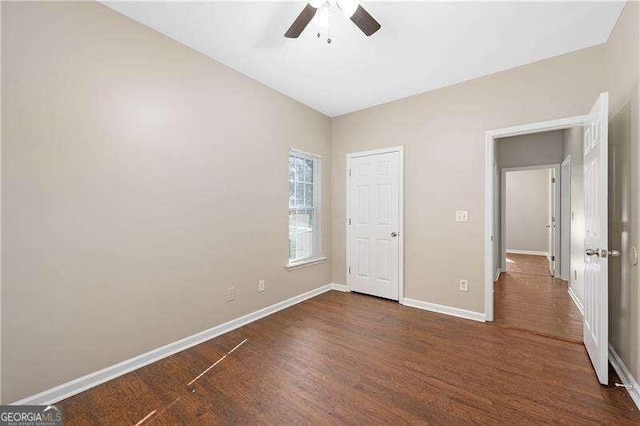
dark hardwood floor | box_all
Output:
[503,252,555,276]
[495,253,583,342]
[57,290,638,424]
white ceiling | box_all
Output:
[102,1,625,117]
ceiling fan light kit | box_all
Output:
[338,0,359,18]
[284,0,381,42]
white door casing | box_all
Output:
[547,168,557,276]
[561,156,571,281]
[347,147,403,301]
[583,93,609,385]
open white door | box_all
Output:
[583,92,609,385]
[347,149,402,301]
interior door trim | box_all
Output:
[346,145,404,303]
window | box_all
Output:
[288,149,322,266]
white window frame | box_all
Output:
[286,149,326,270]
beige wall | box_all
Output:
[1,2,331,403]
[497,131,564,169]
[562,127,585,304]
[607,0,640,389]
[505,169,550,253]
[331,45,606,312]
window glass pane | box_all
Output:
[289,182,295,208]
[296,157,305,183]
[288,217,296,258]
[295,232,305,259]
[304,159,313,183]
[305,184,313,207]
[297,212,310,259]
[296,182,305,207]
[289,156,295,182]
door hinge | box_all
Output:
[348,218,352,225]
[348,266,351,274]
[552,255,555,261]
[348,169,352,177]
[552,177,556,183]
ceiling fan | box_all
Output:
[285,0,381,43]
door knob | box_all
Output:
[585,248,621,258]
[600,249,620,258]
[391,232,398,237]
[585,248,599,256]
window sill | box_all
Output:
[285,256,327,271]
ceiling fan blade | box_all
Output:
[285,4,317,38]
[350,5,381,36]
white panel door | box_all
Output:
[583,92,609,385]
[348,151,400,300]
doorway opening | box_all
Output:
[489,126,585,342]
[496,158,582,343]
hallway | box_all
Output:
[495,253,583,342]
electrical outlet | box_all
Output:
[459,279,469,292]
[258,279,266,292]
[226,287,235,302]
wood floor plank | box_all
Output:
[57,289,638,424]
[495,254,583,342]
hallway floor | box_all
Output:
[495,253,583,342]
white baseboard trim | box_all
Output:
[567,287,584,316]
[609,344,640,410]
[402,298,486,322]
[506,249,548,256]
[494,268,502,282]
[12,283,335,406]
[330,283,350,292]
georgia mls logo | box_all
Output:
[42,405,62,420]
[0,404,62,425]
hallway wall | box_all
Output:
[497,131,564,169]
[505,169,550,254]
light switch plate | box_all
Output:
[456,210,469,222]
